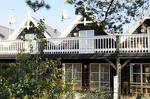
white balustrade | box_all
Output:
[0,34,150,55]
[120,34,149,53]
[0,40,27,54]
[44,35,116,54]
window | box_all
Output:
[64,63,82,90]
[79,30,94,53]
[25,33,35,40]
[90,63,110,90]
[130,64,150,95]
[147,27,150,34]
[25,33,37,52]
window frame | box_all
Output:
[90,63,110,90]
[64,63,82,90]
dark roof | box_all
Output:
[31,17,61,37]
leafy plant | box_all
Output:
[67,0,150,34]
[26,0,50,12]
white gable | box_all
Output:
[119,10,150,43]
[58,15,83,38]
[123,10,150,36]
[8,15,61,40]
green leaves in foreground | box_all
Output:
[66,0,73,4]
[26,0,50,12]
[0,53,67,98]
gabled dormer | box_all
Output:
[132,19,150,34]
[8,14,61,41]
[124,10,150,35]
[60,15,109,38]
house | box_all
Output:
[1,11,150,99]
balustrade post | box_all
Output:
[116,35,120,53]
[148,35,150,53]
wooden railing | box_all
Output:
[44,35,116,54]
[0,40,27,54]
[120,34,150,53]
[0,34,150,55]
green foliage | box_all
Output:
[0,51,111,99]
[0,47,111,99]
[0,19,73,99]
[67,0,150,34]
[0,76,10,99]
[19,19,47,54]
[66,0,73,4]
[35,19,47,54]
[79,88,111,99]
[0,53,69,98]
[26,0,50,12]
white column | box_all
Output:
[114,75,119,99]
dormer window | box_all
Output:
[140,24,147,33]
[147,26,150,34]
[25,33,35,40]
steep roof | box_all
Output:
[8,15,61,40]
[59,15,112,38]
[123,10,150,35]
[58,15,83,38]
[119,10,150,43]
[31,17,61,37]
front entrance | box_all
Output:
[82,64,90,90]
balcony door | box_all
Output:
[25,33,37,53]
[79,30,94,53]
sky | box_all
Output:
[0,0,76,32]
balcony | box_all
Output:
[0,34,150,56]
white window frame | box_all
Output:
[90,63,110,90]
[79,30,94,53]
[130,63,150,95]
[64,63,82,90]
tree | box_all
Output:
[0,19,74,99]
[66,0,150,34]
[0,54,68,98]
[26,0,50,12]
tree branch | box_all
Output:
[103,0,115,21]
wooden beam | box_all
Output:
[121,59,132,69]
[105,58,116,69]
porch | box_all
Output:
[62,60,150,99]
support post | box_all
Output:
[116,58,121,99]
[113,58,121,99]
[114,35,121,99]
[113,57,121,99]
